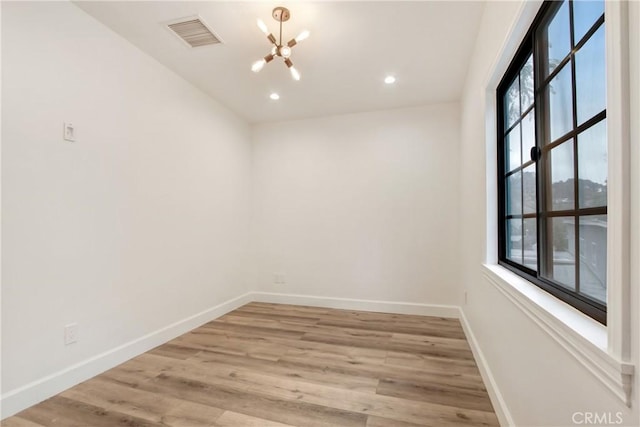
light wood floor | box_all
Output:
[4,302,499,427]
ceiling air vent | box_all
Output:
[167,17,222,48]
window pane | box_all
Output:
[520,55,534,111]
[523,164,536,214]
[573,0,604,43]
[506,125,521,171]
[575,26,606,125]
[507,219,523,265]
[548,141,574,211]
[521,110,536,162]
[505,78,520,128]
[543,1,571,76]
[546,63,573,142]
[545,216,576,290]
[578,120,607,208]
[579,215,607,303]
[523,218,537,270]
[507,172,522,216]
[497,0,608,321]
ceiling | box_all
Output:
[75,1,486,124]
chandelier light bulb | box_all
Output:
[252,59,266,73]
[295,30,310,42]
[290,66,301,81]
[270,93,280,100]
[384,75,396,84]
[257,19,269,35]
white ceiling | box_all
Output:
[75,1,485,124]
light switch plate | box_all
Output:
[63,122,75,142]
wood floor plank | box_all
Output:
[236,302,328,314]
[191,347,380,393]
[301,332,475,361]
[240,302,331,317]
[215,314,320,334]
[148,342,203,360]
[282,349,485,391]
[384,351,481,376]
[317,317,467,339]
[143,373,367,427]
[6,403,77,427]
[172,330,288,362]
[60,376,225,426]
[216,314,401,342]
[315,308,462,326]
[162,401,225,427]
[278,349,485,390]
[202,320,307,340]
[3,302,498,427]
[98,356,166,388]
[376,378,494,412]
[16,396,163,427]
[366,415,427,427]
[229,308,322,325]
[391,331,471,349]
[279,343,388,366]
[0,417,46,427]
[213,411,295,427]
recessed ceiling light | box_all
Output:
[384,75,396,84]
[270,93,280,100]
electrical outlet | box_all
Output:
[273,273,286,285]
[64,323,78,345]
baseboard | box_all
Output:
[250,291,460,318]
[458,307,515,427]
[0,291,254,419]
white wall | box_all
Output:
[4,1,639,425]
[251,104,461,306]
[1,0,251,411]
[459,2,640,426]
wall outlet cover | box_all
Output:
[64,323,78,345]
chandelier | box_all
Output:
[251,7,309,81]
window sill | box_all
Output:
[482,263,634,406]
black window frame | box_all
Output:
[497,0,607,324]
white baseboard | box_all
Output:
[458,307,514,427]
[0,292,254,419]
[251,291,460,318]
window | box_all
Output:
[497,0,606,323]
